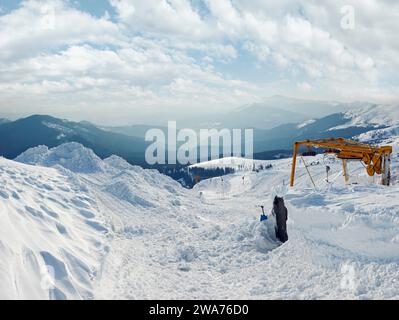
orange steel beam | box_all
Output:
[290,138,393,187]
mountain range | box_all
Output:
[0,102,396,165]
[154,96,370,130]
[216,95,371,130]
[101,96,369,131]
[0,115,149,165]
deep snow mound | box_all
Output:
[103,168,187,209]
[15,143,187,208]
[16,142,105,173]
[105,179,156,208]
[229,217,281,254]
[0,158,108,299]
[13,145,50,165]
[103,155,133,171]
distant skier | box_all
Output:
[272,196,288,243]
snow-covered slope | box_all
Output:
[330,104,399,145]
[2,143,195,299]
[192,152,399,299]
[0,157,108,299]
[190,157,269,171]
[1,141,399,300]
[340,104,399,129]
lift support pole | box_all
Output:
[290,142,299,187]
[342,159,349,184]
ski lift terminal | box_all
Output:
[290,138,393,187]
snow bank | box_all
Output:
[0,158,108,299]
[13,145,50,165]
[16,142,105,173]
[2,143,192,299]
[104,155,133,171]
[105,180,156,208]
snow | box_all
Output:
[16,142,105,173]
[0,157,108,299]
[297,119,316,129]
[43,121,74,135]
[13,145,50,166]
[1,134,399,299]
[190,156,269,171]
[103,155,133,171]
[330,104,399,131]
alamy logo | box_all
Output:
[145,121,253,165]
[341,5,355,30]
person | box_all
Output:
[272,196,288,243]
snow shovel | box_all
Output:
[259,205,268,222]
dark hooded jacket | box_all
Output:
[273,196,288,243]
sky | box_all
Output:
[0,0,398,125]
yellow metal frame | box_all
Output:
[290,138,393,187]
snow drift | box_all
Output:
[0,157,107,299]
[15,142,105,173]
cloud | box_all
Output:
[0,0,123,61]
[0,0,399,124]
[297,82,312,92]
[110,0,216,40]
[0,40,258,123]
